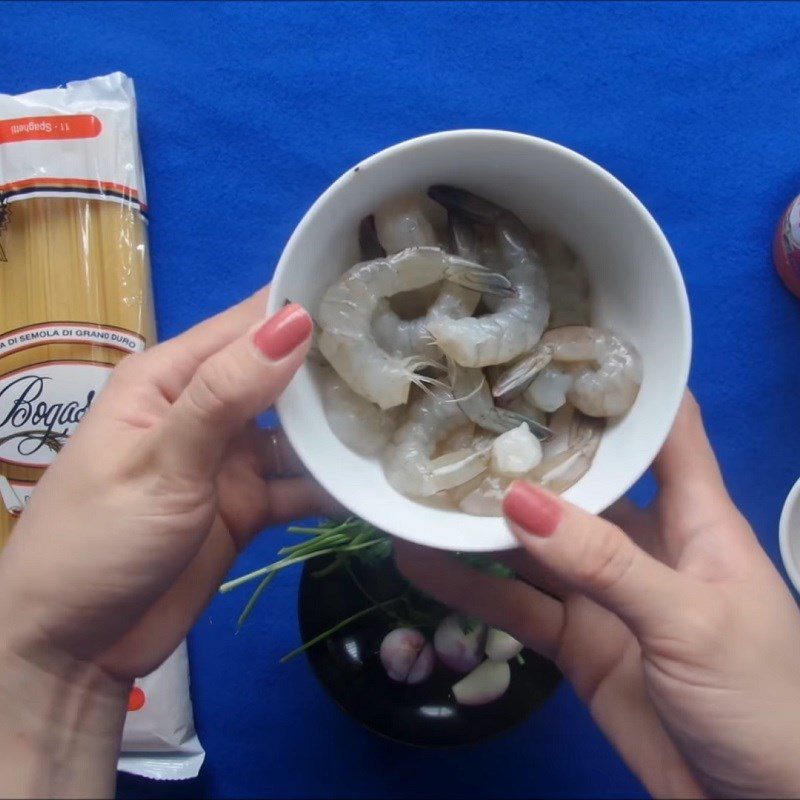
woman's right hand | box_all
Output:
[395,393,800,799]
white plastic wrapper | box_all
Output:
[119,642,205,779]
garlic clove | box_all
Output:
[452,660,511,706]
[485,627,524,661]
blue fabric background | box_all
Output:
[3,2,800,797]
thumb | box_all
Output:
[503,480,696,639]
[159,303,312,478]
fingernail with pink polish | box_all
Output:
[503,481,562,538]
[253,303,312,360]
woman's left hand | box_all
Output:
[0,288,333,798]
[0,289,333,797]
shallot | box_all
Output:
[434,615,485,673]
[380,627,435,685]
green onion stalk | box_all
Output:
[219,518,515,663]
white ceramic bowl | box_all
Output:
[269,130,691,552]
[779,477,800,594]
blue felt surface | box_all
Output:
[3,2,800,797]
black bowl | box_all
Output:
[298,555,562,747]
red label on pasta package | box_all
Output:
[0,73,147,211]
[0,115,102,145]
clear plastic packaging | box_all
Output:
[0,73,204,779]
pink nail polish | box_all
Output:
[503,481,562,537]
[253,303,312,360]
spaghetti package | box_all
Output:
[0,74,204,779]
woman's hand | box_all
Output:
[395,393,800,799]
[0,289,331,798]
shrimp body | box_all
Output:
[542,327,642,417]
[449,361,550,439]
[454,404,604,515]
[493,326,642,417]
[371,200,481,359]
[454,473,507,517]
[426,186,550,367]
[374,193,439,253]
[524,363,574,413]
[370,196,440,359]
[318,246,511,409]
[383,389,491,497]
[318,367,401,456]
[536,232,591,328]
[529,404,604,492]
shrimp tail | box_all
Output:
[497,409,552,441]
[428,185,506,224]
[446,258,514,297]
[568,410,604,450]
[492,347,553,401]
[425,447,491,495]
[448,210,480,260]
[359,214,386,260]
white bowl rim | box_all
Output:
[270,128,692,551]
[779,476,800,593]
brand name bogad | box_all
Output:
[0,375,95,455]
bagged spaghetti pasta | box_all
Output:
[0,73,204,780]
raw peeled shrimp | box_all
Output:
[370,198,481,358]
[536,232,591,328]
[382,388,493,498]
[452,404,604,515]
[359,213,440,321]
[374,193,439,252]
[314,189,636,516]
[505,394,548,427]
[318,246,511,409]
[370,196,440,358]
[427,211,483,323]
[318,367,401,456]
[524,363,574,413]
[437,422,477,454]
[426,186,550,367]
[491,423,543,476]
[480,227,587,325]
[492,326,642,417]
[529,404,604,492]
[448,360,551,439]
[452,473,507,517]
